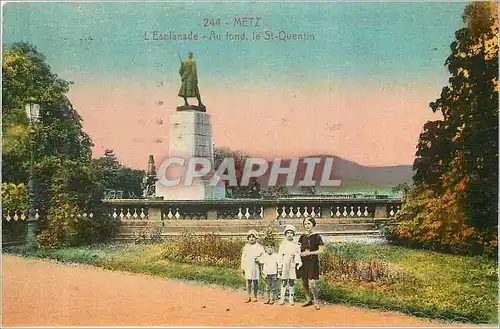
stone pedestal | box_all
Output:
[156,107,225,200]
[374,205,388,218]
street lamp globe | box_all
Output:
[25,103,41,124]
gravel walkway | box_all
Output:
[1,255,483,327]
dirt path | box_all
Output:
[0,255,483,327]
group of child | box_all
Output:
[240,216,324,310]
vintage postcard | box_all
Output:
[2,1,498,327]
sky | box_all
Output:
[2,2,468,169]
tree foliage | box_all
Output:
[2,42,93,184]
[263,185,290,199]
[1,183,29,214]
[395,3,498,255]
[2,42,118,247]
[32,156,113,247]
[214,147,262,198]
[93,149,145,198]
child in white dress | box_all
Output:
[277,225,302,306]
[258,244,280,304]
[241,229,265,302]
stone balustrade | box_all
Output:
[2,197,402,246]
[103,197,402,222]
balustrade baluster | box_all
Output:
[336,206,341,217]
[237,207,243,219]
[363,206,369,217]
[356,206,362,217]
[245,207,251,219]
[342,206,348,217]
[349,206,355,217]
[175,208,181,219]
[281,206,287,219]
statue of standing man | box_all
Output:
[178,51,204,108]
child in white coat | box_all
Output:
[241,229,265,302]
[277,225,302,305]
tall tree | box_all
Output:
[2,42,97,216]
[400,3,498,254]
[93,149,146,198]
[2,42,120,246]
[93,149,121,189]
[2,42,93,184]
[213,147,250,198]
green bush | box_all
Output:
[1,182,28,213]
[31,155,120,248]
[36,204,119,248]
[160,233,245,268]
[320,247,417,289]
[260,225,279,247]
[384,187,498,258]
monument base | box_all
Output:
[155,105,225,200]
[176,105,206,112]
[155,179,226,200]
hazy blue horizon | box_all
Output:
[2,2,467,169]
[3,2,466,86]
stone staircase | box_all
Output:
[113,218,389,243]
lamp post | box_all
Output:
[25,103,41,249]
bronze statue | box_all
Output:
[178,51,204,107]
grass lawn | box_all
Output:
[4,242,497,325]
[320,244,498,324]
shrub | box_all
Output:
[387,187,498,257]
[36,204,119,248]
[1,182,28,214]
[260,225,279,247]
[161,233,245,268]
[320,247,415,289]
